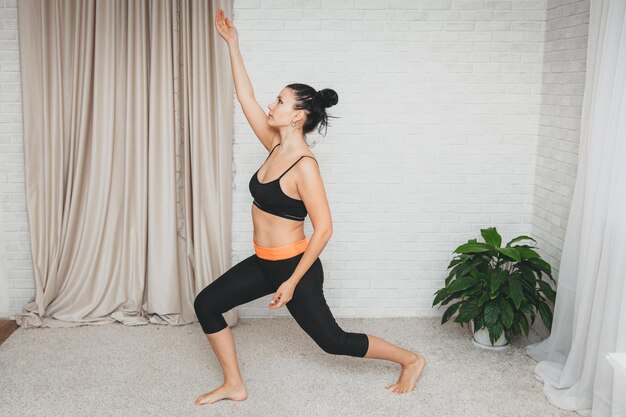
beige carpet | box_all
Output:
[0,316,579,417]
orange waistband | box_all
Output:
[253,237,309,261]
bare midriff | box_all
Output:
[251,204,306,248]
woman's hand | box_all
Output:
[215,8,238,46]
[269,280,296,309]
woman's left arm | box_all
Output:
[269,158,332,308]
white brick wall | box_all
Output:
[530,0,589,286]
[0,0,589,326]
[233,0,554,320]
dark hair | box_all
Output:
[286,83,339,137]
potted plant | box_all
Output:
[432,227,556,349]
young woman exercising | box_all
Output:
[193,9,427,406]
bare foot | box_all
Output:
[385,353,426,394]
[194,383,248,405]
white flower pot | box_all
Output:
[470,320,511,350]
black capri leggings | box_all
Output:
[193,252,369,358]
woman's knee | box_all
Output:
[193,284,227,334]
[315,330,369,357]
[314,329,348,355]
[194,282,212,309]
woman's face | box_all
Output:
[267,88,303,128]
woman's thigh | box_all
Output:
[194,254,275,313]
[283,258,345,342]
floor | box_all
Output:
[0,316,578,417]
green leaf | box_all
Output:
[432,287,449,307]
[511,319,521,337]
[447,275,478,293]
[508,275,523,309]
[537,280,557,304]
[477,291,491,307]
[462,286,482,298]
[526,257,553,275]
[441,302,462,324]
[446,257,475,283]
[454,242,493,254]
[446,258,483,287]
[506,235,537,247]
[456,299,481,322]
[489,320,504,345]
[484,301,500,326]
[519,313,530,336]
[447,257,464,269]
[480,227,502,249]
[519,268,538,285]
[517,247,540,260]
[438,291,467,308]
[520,302,533,315]
[499,298,514,328]
[476,270,490,285]
[490,269,509,295]
[498,247,521,261]
[537,302,553,331]
[474,314,484,331]
[504,328,513,342]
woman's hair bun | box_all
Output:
[287,83,340,138]
[315,88,339,109]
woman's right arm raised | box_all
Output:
[215,9,278,151]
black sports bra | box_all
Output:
[249,143,318,221]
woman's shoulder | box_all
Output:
[294,153,319,171]
[298,149,318,163]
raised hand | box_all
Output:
[215,8,238,46]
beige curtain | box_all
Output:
[15,0,236,329]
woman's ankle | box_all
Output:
[223,379,245,388]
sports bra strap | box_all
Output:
[278,155,318,179]
[263,143,281,162]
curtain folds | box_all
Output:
[525,1,626,416]
[14,0,236,329]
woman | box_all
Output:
[192,9,427,406]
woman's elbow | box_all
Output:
[317,226,332,238]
